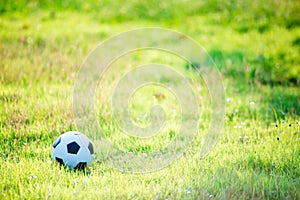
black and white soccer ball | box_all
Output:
[52,131,94,170]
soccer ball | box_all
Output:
[52,131,94,170]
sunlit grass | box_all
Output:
[0,1,299,199]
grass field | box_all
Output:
[1,0,300,199]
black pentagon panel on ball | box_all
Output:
[55,157,64,166]
[74,162,87,170]
[52,137,61,148]
[67,141,80,154]
[88,142,94,154]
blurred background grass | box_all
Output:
[1,0,299,120]
[1,0,299,85]
[1,0,300,30]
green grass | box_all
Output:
[0,0,300,199]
